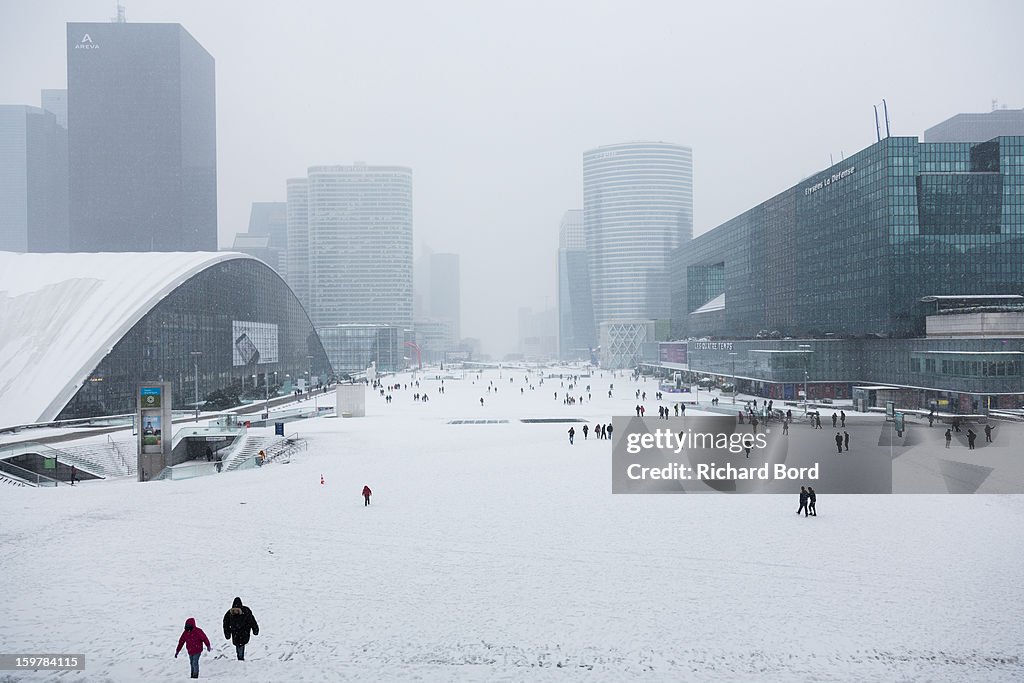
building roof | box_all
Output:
[0,251,258,426]
[692,293,725,314]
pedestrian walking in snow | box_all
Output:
[70,465,77,486]
[832,412,838,428]
[815,414,822,430]
[480,397,484,406]
[807,487,817,516]
[967,429,977,450]
[223,597,259,661]
[568,427,575,445]
[835,432,843,454]
[582,424,589,440]
[606,424,613,440]
[843,431,849,451]
[797,486,809,517]
[216,453,223,473]
[362,485,372,506]
[984,424,993,443]
[945,428,952,448]
[782,419,789,435]
[840,411,846,427]
[175,617,211,679]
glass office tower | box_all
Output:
[67,22,216,251]
[672,136,1024,340]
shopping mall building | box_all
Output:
[0,252,333,426]
[665,135,1024,412]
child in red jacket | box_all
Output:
[175,617,211,679]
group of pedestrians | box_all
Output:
[944,423,994,449]
[797,486,817,517]
[174,597,259,678]
[567,423,613,444]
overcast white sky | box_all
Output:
[1,0,1021,356]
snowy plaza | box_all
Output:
[2,367,1024,682]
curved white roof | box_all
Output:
[0,251,260,426]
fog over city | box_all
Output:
[1,0,1020,355]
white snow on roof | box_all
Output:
[692,293,725,314]
[0,251,258,426]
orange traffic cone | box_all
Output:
[320,474,325,485]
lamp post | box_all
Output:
[189,351,202,422]
[798,344,812,414]
[729,352,738,404]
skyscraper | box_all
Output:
[287,164,413,329]
[428,252,461,342]
[285,179,309,307]
[0,105,68,252]
[66,22,216,251]
[40,89,67,128]
[557,209,595,359]
[583,142,693,327]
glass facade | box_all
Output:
[681,338,1023,410]
[66,22,216,252]
[290,165,414,329]
[672,136,1024,340]
[584,142,693,329]
[0,105,68,253]
[317,324,403,375]
[59,258,331,419]
[557,209,596,358]
[667,135,1024,409]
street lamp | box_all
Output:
[729,352,738,404]
[798,344,812,414]
[189,351,202,423]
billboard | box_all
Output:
[141,415,162,448]
[659,342,687,365]
[232,321,279,366]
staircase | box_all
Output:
[1,471,29,487]
[223,434,275,471]
[53,437,136,478]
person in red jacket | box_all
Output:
[362,484,372,506]
[175,617,211,679]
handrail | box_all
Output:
[0,440,104,478]
[0,459,59,487]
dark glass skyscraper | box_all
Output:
[67,22,216,251]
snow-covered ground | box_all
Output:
[2,368,1023,681]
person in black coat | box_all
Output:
[223,597,259,661]
[807,487,817,516]
[797,486,809,517]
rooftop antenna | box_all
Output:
[873,105,881,142]
[992,98,998,112]
[111,2,126,22]
[882,98,891,138]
